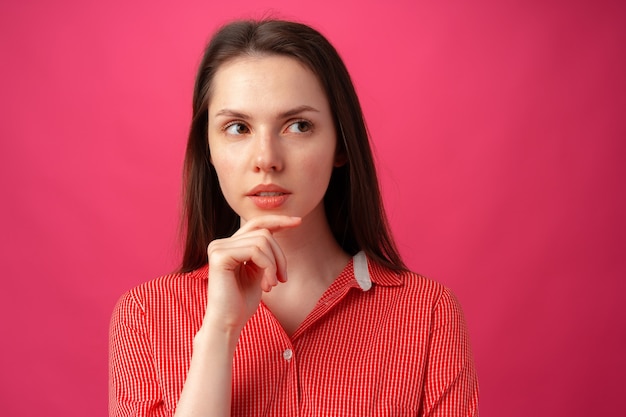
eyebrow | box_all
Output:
[214,105,320,119]
[278,105,320,118]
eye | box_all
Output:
[224,122,250,135]
[285,120,312,134]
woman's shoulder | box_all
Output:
[114,265,208,313]
[368,261,460,310]
[369,261,444,293]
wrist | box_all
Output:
[194,320,242,353]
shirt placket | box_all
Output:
[292,276,365,415]
[255,303,300,416]
[280,342,299,416]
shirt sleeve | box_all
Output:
[420,287,479,417]
[109,290,170,417]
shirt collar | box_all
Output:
[351,251,404,290]
[187,251,405,289]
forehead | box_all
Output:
[208,55,330,115]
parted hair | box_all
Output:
[180,19,406,273]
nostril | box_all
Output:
[254,150,283,172]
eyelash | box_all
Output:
[223,121,250,135]
[221,119,314,136]
[285,119,313,134]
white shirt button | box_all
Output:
[283,349,293,361]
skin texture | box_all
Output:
[174,55,350,417]
[208,55,341,226]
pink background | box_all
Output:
[1,0,624,415]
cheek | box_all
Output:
[212,157,232,176]
[211,154,238,194]
[210,142,237,176]
[301,150,336,188]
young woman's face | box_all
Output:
[207,55,340,225]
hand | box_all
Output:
[202,215,302,334]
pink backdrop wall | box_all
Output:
[1,0,624,415]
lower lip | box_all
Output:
[249,194,289,209]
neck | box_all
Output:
[260,206,351,336]
[271,206,350,286]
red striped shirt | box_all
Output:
[109,252,479,416]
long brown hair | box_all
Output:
[180,19,406,273]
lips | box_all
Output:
[247,184,290,209]
[247,184,290,196]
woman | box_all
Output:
[109,19,478,416]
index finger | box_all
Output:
[234,215,302,237]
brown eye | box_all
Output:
[286,120,312,133]
[225,123,250,135]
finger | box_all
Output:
[210,234,275,271]
[209,239,278,290]
[229,229,289,283]
[240,247,278,291]
[233,216,299,281]
[235,215,301,237]
[215,233,283,286]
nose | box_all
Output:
[253,129,283,172]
